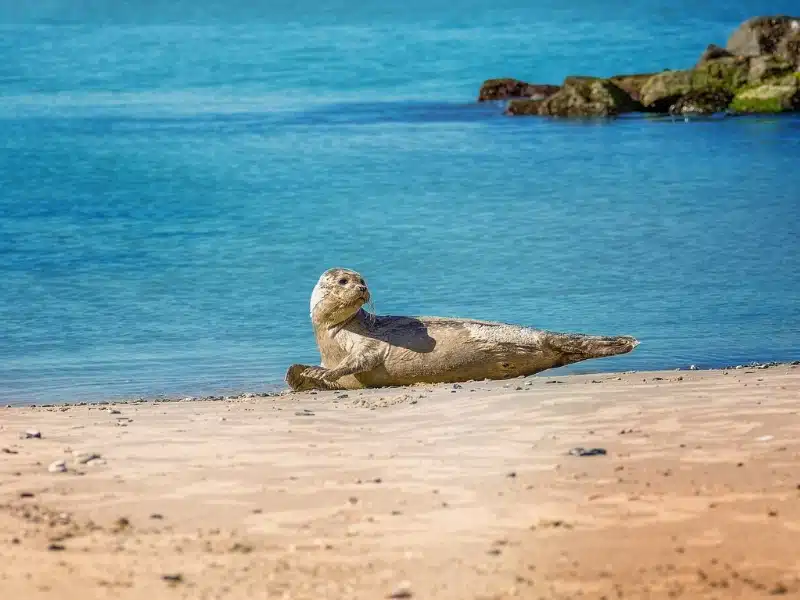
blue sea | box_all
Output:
[1,1,799,405]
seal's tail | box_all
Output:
[544,332,639,364]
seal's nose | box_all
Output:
[356,285,367,293]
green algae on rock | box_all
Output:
[639,70,693,111]
[730,73,800,113]
[490,14,800,118]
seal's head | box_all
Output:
[309,268,371,327]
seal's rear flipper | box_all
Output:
[544,333,639,366]
[284,364,346,392]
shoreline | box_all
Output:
[2,363,799,599]
[4,359,798,409]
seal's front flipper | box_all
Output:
[324,351,383,382]
[284,364,345,392]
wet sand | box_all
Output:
[1,365,799,599]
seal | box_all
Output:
[285,268,639,391]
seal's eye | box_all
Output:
[338,278,348,286]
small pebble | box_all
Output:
[568,447,607,457]
[47,543,66,551]
[387,581,413,598]
[162,573,183,584]
[19,492,35,499]
[770,583,789,595]
[22,430,42,439]
[48,460,67,473]
[73,450,102,465]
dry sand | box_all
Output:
[1,365,799,599]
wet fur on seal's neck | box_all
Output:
[285,267,640,392]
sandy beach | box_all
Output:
[1,364,799,599]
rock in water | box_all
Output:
[607,72,659,103]
[747,54,797,83]
[697,44,735,66]
[536,77,641,117]
[730,73,800,113]
[478,78,560,102]
[640,58,750,112]
[505,98,546,115]
[481,16,800,119]
[726,16,800,69]
[670,89,734,116]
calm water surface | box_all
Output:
[1,1,799,404]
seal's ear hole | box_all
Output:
[338,278,348,286]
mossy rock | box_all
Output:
[696,44,734,66]
[639,70,693,111]
[693,57,751,89]
[608,72,658,102]
[670,90,734,115]
[747,54,796,83]
[729,72,800,113]
[536,77,641,117]
[640,58,751,111]
[726,16,800,69]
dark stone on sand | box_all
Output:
[568,447,608,457]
